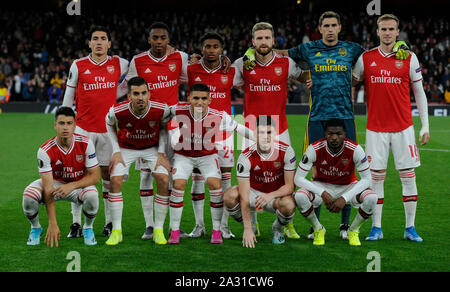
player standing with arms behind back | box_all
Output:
[62,26,129,238]
[352,14,430,242]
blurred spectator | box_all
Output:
[444,80,450,104]
[0,82,10,103]
[428,82,444,103]
[50,73,62,88]
[47,85,62,104]
[22,80,36,101]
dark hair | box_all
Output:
[190,82,210,93]
[325,119,346,132]
[55,106,76,120]
[200,32,224,47]
[318,11,341,26]
[149,22,170,36]
[256,115,276,128]
[127,76,148,91]
[89,25,111,41]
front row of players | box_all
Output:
[22,79,380,247]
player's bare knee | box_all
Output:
[100,166,110,180]
[223,186,239,208]
[109,175,123,193]
[173,179,187,191]
[276,195,296,215]
[206,177,222,190]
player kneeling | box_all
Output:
[294,119,377,246]
[22,107,100,247]
[223,116,297,248]
[105,77,171,245]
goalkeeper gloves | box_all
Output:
[393,40,410,60]
[243,48,256,70]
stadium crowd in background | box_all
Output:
[0,9,448,103]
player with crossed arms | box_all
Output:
[223,116,297,248]
[105,76,172,245]
[294,119,377,246]
[352,14,430,242]
[62,25,129,238]
[22,107,100,247]
[167,83,255,245]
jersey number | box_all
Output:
[408,144,419,158]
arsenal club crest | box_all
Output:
[148,121,157,128]
[76,155,84,163]
[395,60,404,69]
[273,161,282,169]
[221,75,228,84]
[274,67,282,76]
[169,63,176,72]
[339,47,347,57]
[107,65,115,74]
[341,157,349,166]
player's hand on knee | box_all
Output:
[155,153,171,173]
[53,183,75,198]
[45,223,60,248]
[321,191,334,210]
[109,152,125,174]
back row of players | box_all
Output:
[22,11,429,248]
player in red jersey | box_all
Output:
[105,77,171,245]
[223,116,297,248]
[352,14,430,242]
[167,83,254,245]
[294,119,377,246]
[233,22,306,239]
[185,32,237,239]
[22,107,100,247]
[126,22,190,239]
[62,26,129,238]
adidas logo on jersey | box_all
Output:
[195,77,202,82]
[250,70,256,75]
[56,160,62,165]
[321,160,328,165]
[315,52,322,57]
[370,61,377,67]
[84,69,91,74]
[126,123,133,128]
[145,68,152,73]
[254,165,261,171]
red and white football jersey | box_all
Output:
[127,51,188,106]
[236,141,296,193]
[65,55,128,133]
[233,53,302,133]
[37,134,98,183]
[170,104,238,157]
[298,138,370,185]
[353,48,423,132]
[187,60,235,114]
[106,100,170,150]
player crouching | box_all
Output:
[294,119,377,246]
[223,116,297,248]
[22,107,100,247]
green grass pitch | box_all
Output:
[0,113,449,272]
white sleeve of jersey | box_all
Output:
[236,153,251,179]
[352,54,365,81]
[283,146,297,171]
[179,51,189,84]
[105,107,120,154]
[341,145,371,202]
[294,145,326,196]
[62,61,78,107]
[37,148,52,175]
[161,104,173,124]
[409,52,423,82]
[288,57,302,79]
[125,57,138,81]
[117,57,130,98]
[232,58,245,87]
[220,112,238,132]
[85,138,99,169]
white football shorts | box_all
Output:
[27,179,98,205]
[172,153,221,181]
[365,126,421,170]
[75,126,112,167]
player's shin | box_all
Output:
[295,189,322,230]
[399,169,418,228]
[23,188,41,228]
[209,188,224,230]
[71,202,82,225]
[220,172,232,226]
[169,188,185,231]
[226,202,242,223]
[102,179,111,224]
[154,194,169,229]
[191,173,205,226]
[108,192,123,230]
[349,190,377,231]
[371,172,385,228]
[273,209,295,232]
